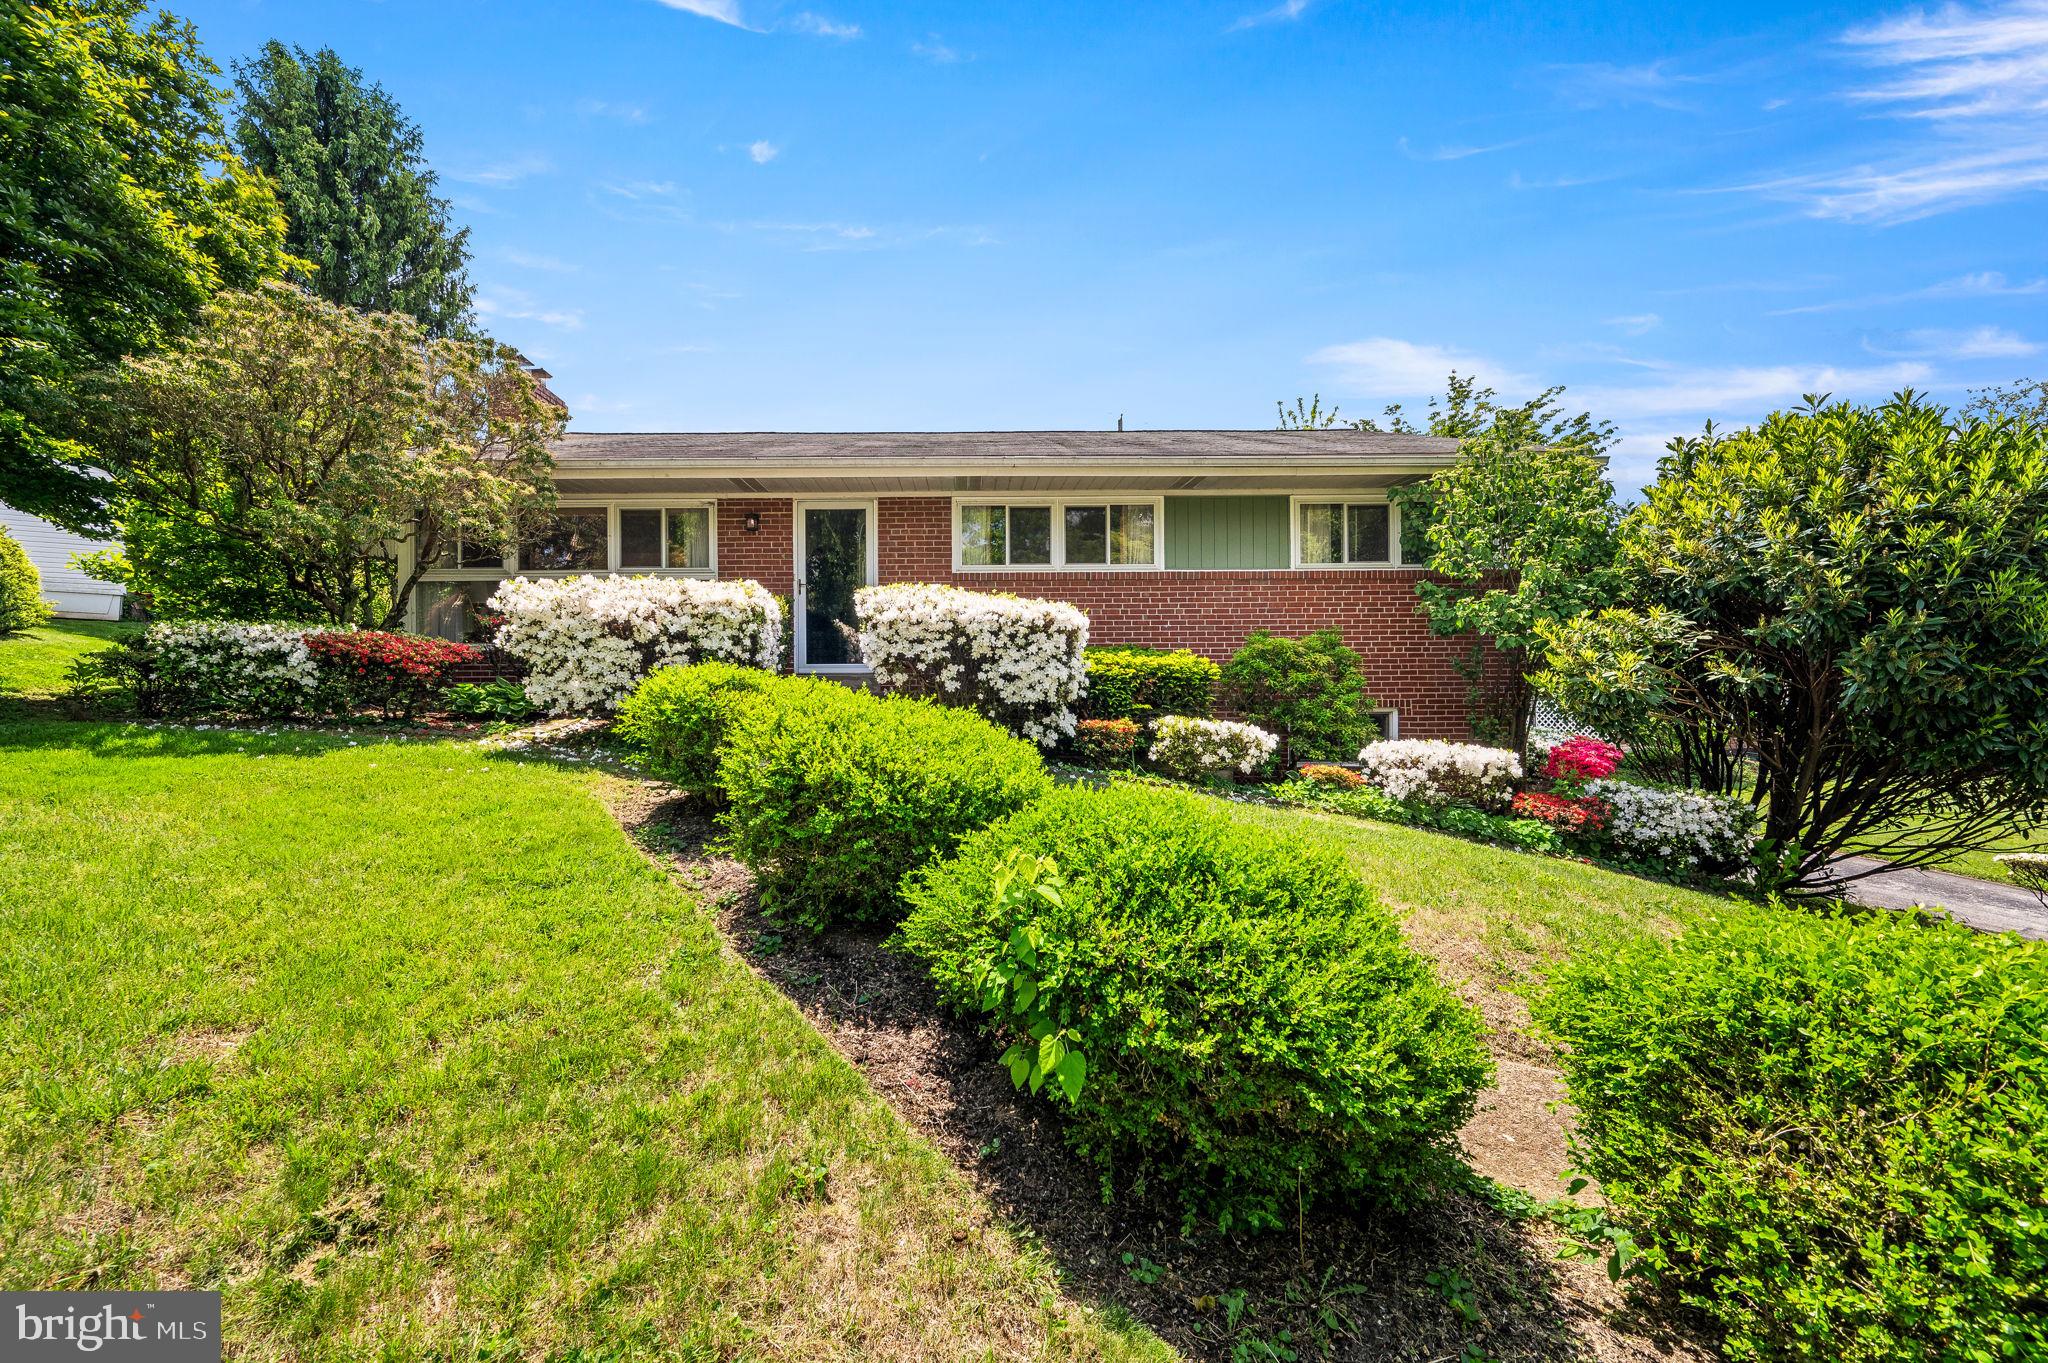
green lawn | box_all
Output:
[0,712,1166,1361]
[0,618,131,699]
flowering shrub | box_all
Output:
[1298,763,1365,789]
[304,630,482,718]
[1071,716,1140,767]
[1512,790,1611,837]
[149,622,319,716]
[1544,736,1623,785]
[1148,715,1278,782]
[1585,778,1759,872]
[1276,778,1566,855]
[1356,739,1521,811]
[1998,852,2048,905]
[489,574,782,713]
[854,582,1089,745]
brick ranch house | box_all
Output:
[405,429,1502,740]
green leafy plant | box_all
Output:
[1536,393,2048,888]
[615,662,786,801]
[718,680,1052,930]
[1079,646,1217,722]
[1425,1268,1482,1325]
[973,850,1089,1105]
[441,678,537,721]
[1273,777,1565,855]
[1121,1252,1165,1286]
[898,784,1491,1232]
[1217,628,1375,768]
[1537,902,2048,1362]
[0,527,51,635]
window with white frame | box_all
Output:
[420,502,717,580]
[618,506,713,570]
[955,498,1160,569]
[1295,499,1397,566]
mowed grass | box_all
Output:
[0,718,1168,1362]
[0,618,131,699]
[1215,801,1729,991]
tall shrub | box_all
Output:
[717,682,1052,929]
[1539,905,2048,1363]
[854,582,1088,745]
[0,528,51,635]
[489,574,782,713]
[899,785,1490,1230]
[1536,393,2048,887]
[1218,628,1374,768]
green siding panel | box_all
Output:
[1163,495,1291,569]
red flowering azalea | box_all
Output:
[1544,736,1623,784]
[1512,790,1612,836]
[303,630,484,719]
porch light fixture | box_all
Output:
[744,510,761,534]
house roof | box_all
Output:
[551,429,1461,465]
[545,429,1462,495]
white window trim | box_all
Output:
[1288,494,1405,570]
[1370,707,1400,740]
[416,499,719,581]
[950,495,1166,572]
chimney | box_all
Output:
[510,351,569,414]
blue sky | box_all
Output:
[180,0,2048,492]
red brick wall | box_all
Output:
[717,498,795,595]
[866,496,1496,739]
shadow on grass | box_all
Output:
[0,713,460,759]
[621,796,1710,1363]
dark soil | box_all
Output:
[609,784,1713,1363]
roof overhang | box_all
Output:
[550,458,1450,497]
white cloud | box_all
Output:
[1307,337,1532,395]
[1842,0,2048,119]
[1396,135,1532,162]
[788,12,861,38]
[1229,0,1311,31]
[911,36,962,62]
[653,0,750,28]
[1769,268,2048,314]
[577,99,651,124]
[1547,60,1698,111]
[475,288,585,331]
[1576,360,1931,423]
[602,179,681,200]
[1869,324,2040,358]
[449,155,552,187]
[1605,313,1663,335]
[1742,143,2048,224]
[748,140,780,164]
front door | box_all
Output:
[793,501,876,672]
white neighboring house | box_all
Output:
[0,504,125,620]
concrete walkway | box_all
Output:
[1829,856,2048,939]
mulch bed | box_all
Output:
[609,783,1710,1363]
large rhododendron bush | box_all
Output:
[490,575,782,713]
[855,582,1089,745]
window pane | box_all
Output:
[1064,505,1107,564]
[666,508,711,570]
[1347,504,1391,563]
[426,536,458,569]
[1299,503,1342,564]
[960,505,1005,566]
[1110,503,1155,565]
[459,539,504,569]
[619,508,663,568]
[522,509,607,570]
[420,581,500,644]
[1010,505,1053,564]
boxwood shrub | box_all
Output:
[897,784,1492,1231]
[616,662,787,801]
[1079,647,1217,722]
[717,682,1053,930]
[1537,904,2048,1363]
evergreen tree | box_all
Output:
[232,42,474,335]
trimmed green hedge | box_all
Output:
[898,784,1491,1231]
[1538,904,2048,1363]
[616,662,785,801]
[718,681,1053,930]
[1079,647,1217,722]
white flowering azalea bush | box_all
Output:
[1357,739,1521,811]
[855,582,1089,746]
[1585,778,1760,872]
[1149,715,1278,782]
[489,574,782,714]
[149,622,318,716]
